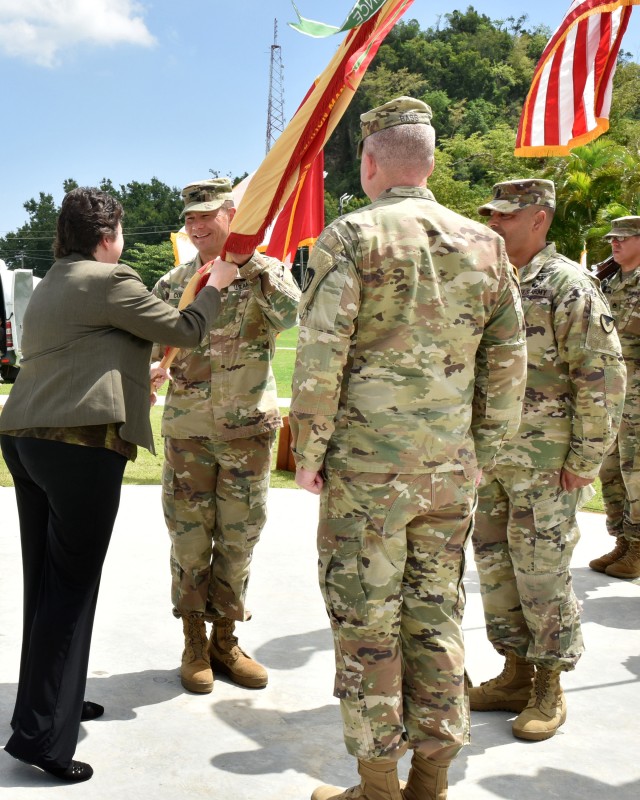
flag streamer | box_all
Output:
[288,0,388,38]
[515,0,638,157]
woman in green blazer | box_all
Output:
[0,187,236,783]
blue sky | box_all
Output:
[1,0,639,235]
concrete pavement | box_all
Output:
[0,485,639,799]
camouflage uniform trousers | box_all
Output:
[162,431,276,622]
[598,418,640,543]
[472,464,584,670]
[318,469,474,763]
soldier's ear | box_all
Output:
[362,151,377,180]
[532,209,547,230]
[426,157,435,179]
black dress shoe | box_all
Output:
[5,749,94,784]
[45,760,93,782]
[80,701,104,721]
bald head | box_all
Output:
[360,124,435,200]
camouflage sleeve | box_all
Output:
[555,284,626,479]
[472,255,527,467]
[289,228,359,471]
[238,252,301,332]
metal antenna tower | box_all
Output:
[265,19,285,154]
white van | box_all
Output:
[0,260,40,383]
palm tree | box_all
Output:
[543,138,636,262]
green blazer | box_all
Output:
[0,254,220,452]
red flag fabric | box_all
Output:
[515,0,637,157]
[225,0,415,255]
[265,150,325,265]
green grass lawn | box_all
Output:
[272,327,298,397]
[582,477,604,514]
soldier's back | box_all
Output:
[325,187,518,473]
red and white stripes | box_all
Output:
[515,1,636,156]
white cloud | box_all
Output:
[0,0,156,67]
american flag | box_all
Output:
[515,0,637,156]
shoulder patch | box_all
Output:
[601,313,615,334]
[301,266,315,293]
[299,228,348,316]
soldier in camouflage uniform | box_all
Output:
[290,97,528,800]
[590,216,640,579]
[151,178,300,694]
[470,179,626,741]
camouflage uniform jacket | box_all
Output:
[600,265,640,419]
[152,252,300,440]
[290,186,528,475]
[495,243,626,478]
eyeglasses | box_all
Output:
[609,235,640,243]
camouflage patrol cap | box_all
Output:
[357,96,433,157]
[180,178,234,217]
[604,216,640,239]
[478,178,556,216]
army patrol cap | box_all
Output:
[478,178,556,216]
[603,216,640,239]
[180,178,234,217]
[357,96,433,157]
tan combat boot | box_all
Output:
[209,617,267,689]
[180,616,213,693]
[605,540,640,579]
[311,757,403,800]
[403,753,448,800]
[468,652,535,712]
[589,537,628,573]
[512,666,566,741]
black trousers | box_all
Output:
[1,435,126,768]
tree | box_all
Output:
[0,178,183,277]
[607,60,640,153]
[123,241,175,290]
[106,177,183,255]
[544,139,639,261]
[439,124,540,206]
[0,192,58,276]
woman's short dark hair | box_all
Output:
[54,187,124,259]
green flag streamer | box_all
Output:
[288,0,387,38]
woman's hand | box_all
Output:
[205,258,239,290]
